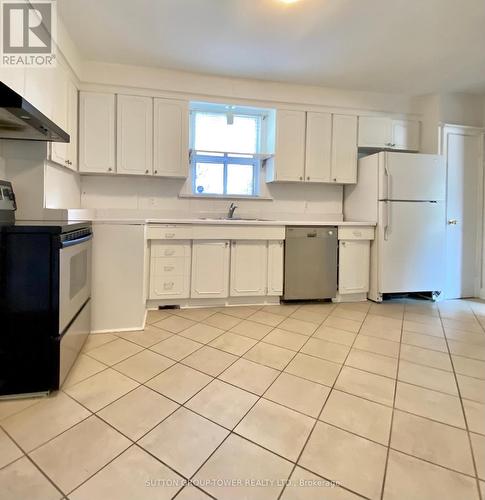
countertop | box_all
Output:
[88,218,376,226]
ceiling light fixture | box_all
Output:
[279,0,301,4]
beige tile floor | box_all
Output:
[1,299,485,499]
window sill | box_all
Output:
[178,194,273,201]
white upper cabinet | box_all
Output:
[331,114,358,184]
[230,241,268,297]
[358,116,420,151]
[117,95,153,175]
[79,92,116,173]
[391,119,420,151]
[267,110,358,184]
[2,68,25,96]
[50,65,78,171]
[266,109,306,182]
[153,98,189,178]
[305,112,332,183]
[24,67,56,119]
[191,241,230,299]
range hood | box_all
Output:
[0,81,69,142]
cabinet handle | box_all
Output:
[341,241,346,247]
[145,169,149,174]
[333,178,337,182]
[299,176,303,181]
[307,176,310,180]
[108,168,113,172]
[154,170,158,174]
[65,160,69,164]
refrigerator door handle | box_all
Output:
[384,200,391,240]
[384,165,392,199]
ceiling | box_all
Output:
[58,0,485,95]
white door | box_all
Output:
[191,241,230,298]
[273,109,306,181]
[153,98,189,178]
[442,126,484,299]
[391,120,420,151]
[117,95,153,175]
[79,92,116,173]
[230,241,267,297]
[378,152,445,201]
[50,64,69,167]
[358,116,391,148]
[378,201,445,294]
[331,114,358,184]
[267,240,284,296]
[339,240,370,294]
[305,112,332,182]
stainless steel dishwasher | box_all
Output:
[283,226,338,300]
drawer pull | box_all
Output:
[163,282,174,290]
[164,250,175,256]
[163,265,175,272]
[165,233,175,239]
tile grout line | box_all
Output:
[277,301,375,500]
[440,302,485,500]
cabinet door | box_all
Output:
[270,109,306,182]
[391,120,420,151]
[2,67,25,95]
[153,98,189,178]
[79,92,116,173]
[339,240,370,294]
[230,241,267,297]
[358,116,392,148]
[24,67,55,119]
[49,64,69,167]
[66,80,78,170]
[267,240,284,296]
[191,241,230,298]
[331,114,358,184]
[117,95,153,175]
[305,112,332,183]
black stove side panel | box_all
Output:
[0,231,59,395]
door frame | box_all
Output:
[439,123,485,298]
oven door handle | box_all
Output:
[61,234,92,248]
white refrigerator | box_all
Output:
[344,152,446,302]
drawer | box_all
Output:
[151,240,191,258]
[151,257,188,276]
[147,225,193,240]
[338,226,375,240]
[149,275,189,299]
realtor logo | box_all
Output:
[1,0,56,66]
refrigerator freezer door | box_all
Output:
[377,201,445,294]
[378,152,445,201]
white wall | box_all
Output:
[80,175,343,220]
[45,163,81,209]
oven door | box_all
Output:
[59,234,92,333]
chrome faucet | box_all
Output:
[227,202,238,219]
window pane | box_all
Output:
[194,112,258,154]
[194,162,224,195]
[227,163,255,196]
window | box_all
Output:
[189,103,272,197]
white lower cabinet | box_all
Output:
[191,240,230,299]
[337,226,374,298]
[230,241,268,296]
[267,240,284,296]
[338,240,370,294]
[149,241,191,299]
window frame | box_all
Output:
[187,102,272,199]
[190,151,260,197]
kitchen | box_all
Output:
[1,1,485,499]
